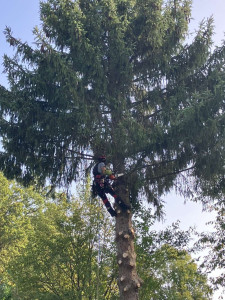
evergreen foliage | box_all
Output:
[0,0,224,206]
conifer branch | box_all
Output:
[149,165,196,181]
[128,158,178,175]
[66,149,94,159]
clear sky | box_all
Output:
[0,1,224,297]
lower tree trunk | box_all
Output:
[114,176,142,300]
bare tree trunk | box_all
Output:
[114,176,142,300]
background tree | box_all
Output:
[7,190,118,300]
[134,208,212,299]
[194,205,225,295]
[0,174,213,299]
[0,0,224,299]
[0,175,118,299]
[139,244,212,300]
[0,172,44,299]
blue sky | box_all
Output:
[0,1,224,298]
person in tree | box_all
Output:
[92,155,130,217]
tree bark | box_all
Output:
[114,175,142,300]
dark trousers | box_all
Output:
[95,181,117,211]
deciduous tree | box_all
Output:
[0,176,212,299]
[195,206,225,294]
[7,188,118,299]
[0,172,44,298]
[134,209,212,299]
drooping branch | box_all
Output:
[128,158,178,175]
[149,165,196,181]
[127,156,196,182]
[66,149,94,160]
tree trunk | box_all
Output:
[114,175,142,300]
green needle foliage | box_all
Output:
[0,0,224,206]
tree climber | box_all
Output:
[92,155,130,217]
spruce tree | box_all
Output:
[0,0,224,299]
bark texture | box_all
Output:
[115,176,142,300]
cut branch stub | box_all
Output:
[124,234,130,239]
[124,285,131,292]
[128,227,135,238]
[129,260,135,267]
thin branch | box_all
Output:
[104,271,117,299]
[149,165,196,181]
[36,154,93,161]
[143,109,163,119]
[65,149,94,159]
[128,89,167,109]
[128,158,178,175]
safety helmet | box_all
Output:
[98,155,106,162]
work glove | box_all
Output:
[109,174,116,180]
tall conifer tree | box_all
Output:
[0,0,224,299]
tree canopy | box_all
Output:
[0,0,224,206]
[0,173,212,299]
